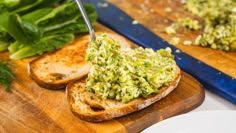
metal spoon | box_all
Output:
[75,0,96,42]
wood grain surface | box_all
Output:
[0,0,212,132]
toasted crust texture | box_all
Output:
[29,32,131,89]
[66,66,181,122]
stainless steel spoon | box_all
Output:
[75,0,96,41]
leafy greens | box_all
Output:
[0,60,15,92]
[0,0,97,59]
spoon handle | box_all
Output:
[75,0,96,41]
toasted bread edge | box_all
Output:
[66,66,181,122]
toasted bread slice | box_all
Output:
[29,33,131,89]
[66,66,181,122]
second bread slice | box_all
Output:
[29,33,131,89]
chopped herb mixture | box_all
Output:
[164,17,201,35]
[178,17,202,30]
[185,0,236,51]
[85,33,177,103]
[165,0,236,51]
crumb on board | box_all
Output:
[175,49,181,53]
[97,2,108,8]
[132,20,139,25]
[170,37,180,45]
[164,23,178,34]
[165,7,173,13]
[183,40,192,45]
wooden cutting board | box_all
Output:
[0,23,204,133]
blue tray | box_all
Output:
[84,0,236,104]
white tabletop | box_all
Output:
[192,90,236,112]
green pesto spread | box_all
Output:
[184,0,236,51]
[85,33,177,103]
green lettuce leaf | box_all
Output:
[10,33,74,59]
[0,0,20,9]
[0,1,97,59]
[6,0,42,13]
[0,41,10,51]
[38,3,97,35]
[0,13,41,44]
[0,0,60,14]
[22,8,53,23]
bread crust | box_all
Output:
[28,32,130,89]
[66,66,181,122]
